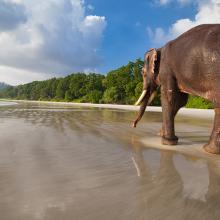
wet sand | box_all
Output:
[0,101,220,220]
[2,99,214,118]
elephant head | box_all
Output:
[133,48,160,128]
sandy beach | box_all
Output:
[0,100,220,220]
[1,99,216,159]
[1,99,215,119]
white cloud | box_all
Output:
[0,0,107,85]
[157,0,193,6]
[147,27,171,45]
[149,0,220,46]
[87,4,94,11]
[177,0,193,5]
[0,0,27,31]
[0,66,54,85]
[158,0,172,5]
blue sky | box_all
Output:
[85,0,197,72]
[0,0,219,85]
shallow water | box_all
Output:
[0,101,17,106]
[0,102,219,220]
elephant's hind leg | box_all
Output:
[204,108,220,154]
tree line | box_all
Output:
[0,59,213,108]
[0,59,150,105]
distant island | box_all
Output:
[0,82,9,90]
[0,59,213,109]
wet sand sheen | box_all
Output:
[0,102,220,220]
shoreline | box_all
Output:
[0,99,214,119]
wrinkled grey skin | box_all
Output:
[133,24,220,154]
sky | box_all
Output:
[0,0,220,85]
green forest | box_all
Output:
[0,59,213,109]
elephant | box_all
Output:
[133,24,220,154]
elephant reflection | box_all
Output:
[131,136,220,220]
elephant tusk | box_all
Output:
[135,90,147,106]
[147,91,157,105]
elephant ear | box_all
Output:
[144,48,157,79]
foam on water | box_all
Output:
[0,101,17,106]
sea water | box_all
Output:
[0,102,219,220]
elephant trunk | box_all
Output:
[133,90,157,128]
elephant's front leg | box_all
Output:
[160,84,179,145]
[204,108,220,154]
[158,91,188,139]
